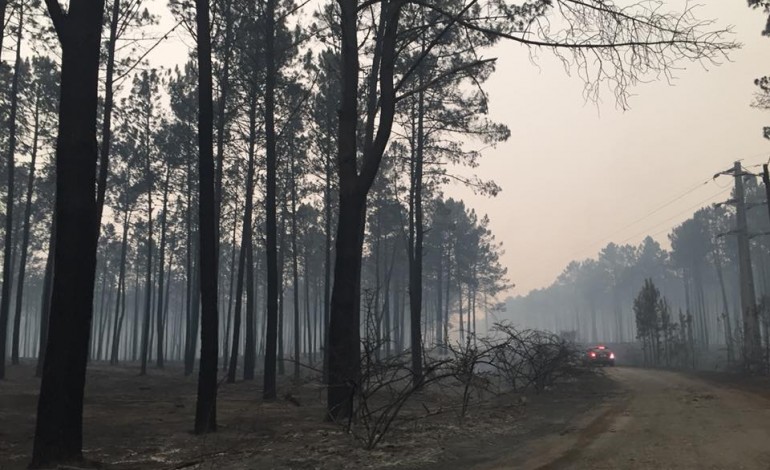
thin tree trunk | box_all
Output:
[243,92,257,381]
[291,152,301,382]
[408,86,425,384]
[381,242,396,357]
[226,222,246,383]
[214,0,233,252]
[263,0,279,401]
[0,0,7,63]
[97,282,114,361]
[0,3,23,377]
[436,245,443,351]
[95,0,120,231]
[223,197,238,369]
[394,285,401,352]
[278,209,286,376]
[228,132,256,383]
[140,164,154,375]
[184,160,196,375]
[12,66,39,364]
[36,216,55,378]
[156,168,171,368]
[132,268,140,361]
[187,243,201,371]
[194,0,219,434]
[458,282,464,342]
[322,147,332,383]
[303,244,312,364]
[444,252,451,348]
[162,234,174,360]
[110,210,130,364]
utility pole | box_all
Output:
[733,161,763,370]
[762,164,770,224]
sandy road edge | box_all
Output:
[473,373,630,470]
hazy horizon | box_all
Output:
[455,2,770,296]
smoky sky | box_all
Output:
[149,1,770,295]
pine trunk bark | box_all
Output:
[408,87,425,384]
[326,0,403,420]
[155,169,171,368]
[95,0,120,230]
[110,210,130,364]
[140,169,153,375]
[291,152,301,381]
[194,0,219,434]
[263,0,279,400]
[35,216,55,378]
[243,93,257,381]
[31,1,105,465]
[223,198,238,369]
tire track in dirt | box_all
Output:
[510,367,770,470]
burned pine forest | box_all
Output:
[2,1,770,469]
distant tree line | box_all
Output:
[507,178,770,370]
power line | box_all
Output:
[571,178,711,257]
[618,187,732,245]
[572,154,770,259]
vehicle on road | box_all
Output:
[584,345,615,366]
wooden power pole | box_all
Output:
[733,161,763,370]
[762,164,770,224]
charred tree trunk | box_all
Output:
[155,169,171,368]
[322,147,332,383]
[382,242,396,357]
[162,230,176,359]
[328,192,367,419]
[184,160,198,375]
[227,223,245,383]
[194,0,219,434]
[458,282,464,342]
[95,0,120,231]
[228,132,256,383]
[263,0,279,401]
[132,267,140,361]
[435,245,443,351]
[278,209,286,376]
[291,152,301,382]
[327,0,403,421]
[31,0,105,465]
[243,93,257,381]
[214,0,233,253]
[36,216,55,378]
[186,241,201,374]
[223,197,238,369]
[444,251,451,348]
[0,0,7,63]
[140,166,154,376]
[110,209,131,364]
[408,86,425,385]
[303,243,312,364]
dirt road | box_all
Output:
[509,367,770,470]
